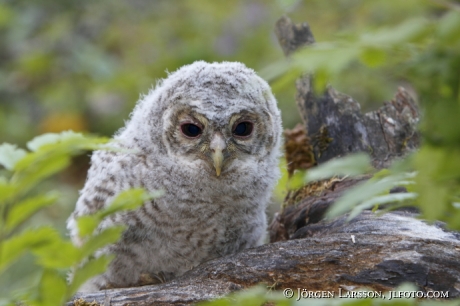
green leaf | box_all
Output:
[0,180,17,203]
[200,285,269,306]
[287,170,306,190]
[437,11,460,43]
[0,143,27,171]
[293,45,360,81]
[258,59,293,83]
[413,146,460,225]
[231,285,269,305]
[27,131,109,154]
[100,188,162,219]
[269,66,302,93]
[274,158,289,201]
[305,153,372,182]
[3,225,79,270]
[348,192,417,220]
[327,172,416,219]
[68,255,114,296]
[13,153,70,193]
[32,240,80,269]
[359,47,387,68]
[77,188,161,238]
[275,0,301,11]
[26,131,103,152]
[313,68,330,93]
[5,193,58,232]
[0,4,13,27]
[7,133,109,197]
[26,134,62,152]
[0,299,16,306]
[0,227,56,272]
[361,17,431,46]
[79,226,125,260]
[37,269,66,306]
[76,215,100,238]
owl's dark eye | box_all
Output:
[233,122,253,137]
[181,123,202,138]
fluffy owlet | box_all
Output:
[67,61,282,291]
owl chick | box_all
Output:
[67,61,282,291]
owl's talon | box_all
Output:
[138,271,174,286]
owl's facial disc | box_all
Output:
[171,108,264,177]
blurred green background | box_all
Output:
[1,0,429,145]
[0,0,436,295]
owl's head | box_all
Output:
[120,61,282,178]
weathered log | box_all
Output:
[70,206,460,305]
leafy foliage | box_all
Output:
[326,167,418,221]
[0,132,155,305]
[304,153,372,182]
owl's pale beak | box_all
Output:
[210,133,226,177]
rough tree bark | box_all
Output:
[296,79,420,168]
[70,16,460,306]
